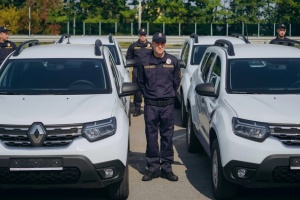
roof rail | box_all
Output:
[214,39,235,56]
[95,39,102,56]
[190,33,198,43]
[57,33,71,44]
[231,33,251,44]
[13,40,40,57]
[272,39,300,47]
[108,33,113,43]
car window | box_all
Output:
[228,58,300,94]
[200,52,211,73]
[191,45,210,65]
[202,52,216,82]
[0,58,111,95]
[105,45,120,65]
[182,43,190,65]
[108,54,121,90]
[209,56,221,94]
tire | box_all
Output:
[211,140,237,200]
[108,164,129,200]
[186,109,201,153]
[181,95,187,127]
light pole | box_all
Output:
[138,0,142,29]
[28,6,31,36]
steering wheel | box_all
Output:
[69,80,96,89]
[291,80,300,87]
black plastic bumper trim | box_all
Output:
[0,155,125,189]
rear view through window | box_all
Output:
[0,59,110,95]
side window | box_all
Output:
[109,55,120,89]
[182,43,190,65]
[200,52,210,73]
[209,56,221,93]
[201,52,216,82]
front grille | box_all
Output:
[273,166,300,183]
[0,124,82,147]
[0,167,80,184]
[269,125,300,146]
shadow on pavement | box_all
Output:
[173,128,214,200]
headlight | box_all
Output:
[232,117,270,142]
[82,117,117,142]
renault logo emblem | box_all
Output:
[28,122,47,147]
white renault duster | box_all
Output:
[0,40,138,200]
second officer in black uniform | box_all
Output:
[269,24,294,46]
[126,28,152,116]
[137,32,180,182]
[0,26,16,65]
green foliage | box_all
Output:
[1,0,300,34]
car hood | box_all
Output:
[224,94,300,123]
[0,95,115,125]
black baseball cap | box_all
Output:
[0,26,10,33]
[277,24,286,29]
[138,28,147,35]
[152,32,166,43]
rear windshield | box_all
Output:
[0,59,111,95]
[227,58,300,94]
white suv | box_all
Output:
[178,33,249,127]
[0,39,138,199]
[187,39,300,199]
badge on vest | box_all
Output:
[144,65,156,69]
[134,47,141,49]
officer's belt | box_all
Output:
[144,99,174,107]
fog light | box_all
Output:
[237,168,247,178]
[97,167,117,179]
[233,167,256,179]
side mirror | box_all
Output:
[195,83,217,98]
[125,59,137,68]
[178,59,186,69]
[119,82,139,97]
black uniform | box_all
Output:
[126,40,152,110]
[137,51,180,173]
[0,41,16,65]
[269,36,294,46]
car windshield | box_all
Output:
[0,59,111,95]
[191,45,210,65]
[228,59,300,94]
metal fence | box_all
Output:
[34,22,300,37]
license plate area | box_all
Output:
[10,158,63,171]
[290,157,300,170]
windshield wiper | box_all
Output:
[231,91,261,94]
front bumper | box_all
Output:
[224,155,300,188]
[0,155,125,189]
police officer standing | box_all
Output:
[126,28,152,116]
[269,24,293,46]
[137,32,180,182]
[0,26,16,65]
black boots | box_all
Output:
[142,170,160,181]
